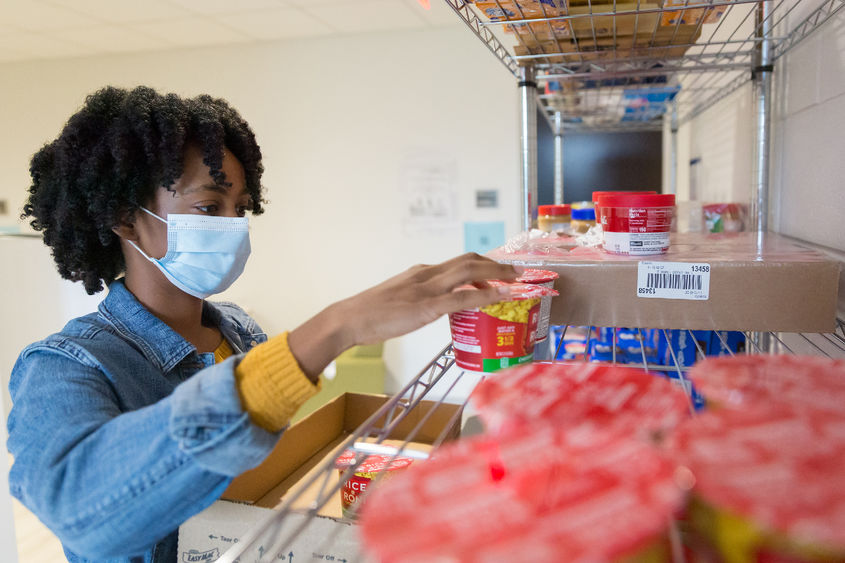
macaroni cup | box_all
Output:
[515,269,559,343]
[449,281,559,373]
[335,449,415,521]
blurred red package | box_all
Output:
[668,405,845,560]
[470,362,692,440]
[359,424,686,562]
[690,354,845,413]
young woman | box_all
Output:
[7,85,518,562]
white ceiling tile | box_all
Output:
[3,1,101,31]
[169,0,285,16]
[45,0,192,24]
[0,31,95,59]
[302,0,428,33]
[217,7,333,41]
[131,17,253,48]
[50,25,176,54]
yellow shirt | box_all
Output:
[216,331,319,433]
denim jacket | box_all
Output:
[7,279,281,562]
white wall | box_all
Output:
[0,24,521,397]
[684,1,845,252]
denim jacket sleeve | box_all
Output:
[7,338,282,560]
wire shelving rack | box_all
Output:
[212,2,845,560]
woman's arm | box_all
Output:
[288,253,518,378]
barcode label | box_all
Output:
[637,261,710,300]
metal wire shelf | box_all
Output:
[215,317,845,561]
[447,0,845,132]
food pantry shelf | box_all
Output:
[214,317,845,561]
[445,0,845,131]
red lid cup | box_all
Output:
[335,449,415,521]
[597,193,676,255]
[515,269,559,284]
[359,424,686,562]
[449,282,558,373]
[514,270,560,342]
[537,204,571,216]
[592,190,657,215]
[690,355,845,413]
[669,406,845,557]
[470,362,691,440]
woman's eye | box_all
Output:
[197,204,218,214]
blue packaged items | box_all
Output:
[656,329,711,368]
[656,370,706,411]
[709,330,746,356]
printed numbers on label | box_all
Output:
[497,335,514,346]
[638,287,656,295]
[691,265,710,273]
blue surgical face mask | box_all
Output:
[128,207,251,299]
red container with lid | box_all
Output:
[335,449,415,520]
[598,193,676,255]
[537,204,572,233]
[515,269,559,342]
[592,190,657,217]
[448,281,559,373]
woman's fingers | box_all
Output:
[421,254,518,295]
[429,284,512,318]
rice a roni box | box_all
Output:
[669,405,845,562]
[358,424,686,562]
[470,362,692,440]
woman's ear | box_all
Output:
[112,209,138,241]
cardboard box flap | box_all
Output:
[222,393,347,503]
[222,393,462,504]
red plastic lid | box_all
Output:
[691,355,845,413]
[597,193,676,208]
[470,362,691,438]
[593,190,657,203]
[516,269,559,284]
[670,405,845,550]
[359,424,684,562]
[592,190,657,205]
[335,449,415,473]
[537,204,571,216]
[456,280,559,300]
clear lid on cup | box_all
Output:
[515,269,560,284]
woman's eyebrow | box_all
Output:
[184,182,234,195]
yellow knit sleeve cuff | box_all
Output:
[234,331,320,432]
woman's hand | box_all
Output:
[288,253,519,380]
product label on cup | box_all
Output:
[449,300,540,373]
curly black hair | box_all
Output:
[22,85,266,294]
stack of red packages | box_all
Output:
[358,423,687,562]
[470,362,692,440]
[669,355,845,561]
[689,354,845,413]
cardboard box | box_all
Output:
[178,393,462,563]
[488,232,841,332]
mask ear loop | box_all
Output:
[127,207,168,263]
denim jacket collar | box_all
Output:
[98,279,244,373]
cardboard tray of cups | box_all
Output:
[487,232,841,332]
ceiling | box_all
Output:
[0,0,458,63]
